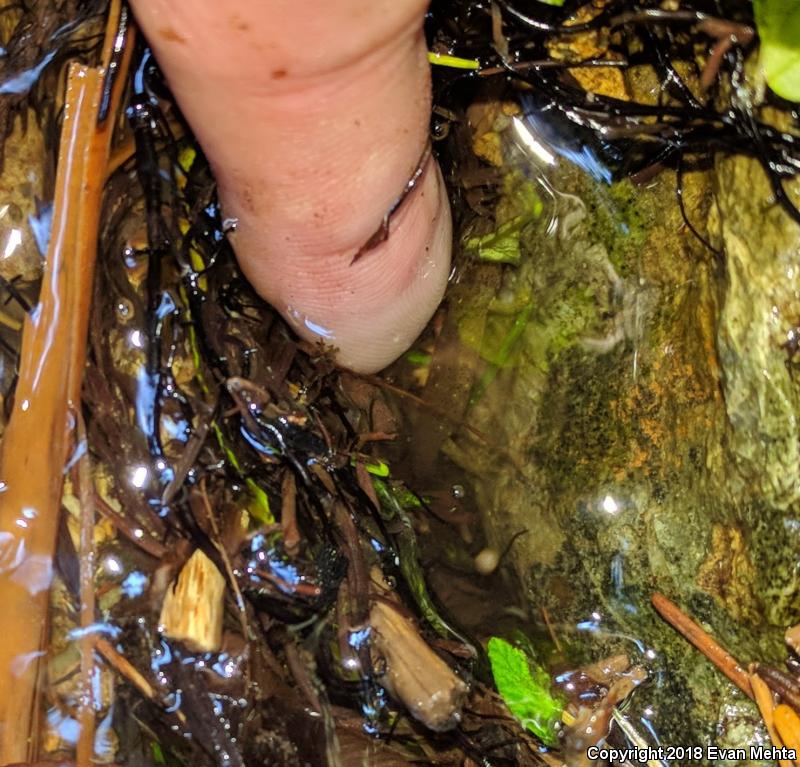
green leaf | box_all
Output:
[427,51,481,70]
[754,0,800,101]
[536,0,565,5]
[351,456,391,477]
[466,218,525,264]
[151,742,166,765]
[487,637,563,746]
[405,349,432,366]
[464,172,542,265]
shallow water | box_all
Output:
[1,1,800,765]
[388,86,800,762]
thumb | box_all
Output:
[128,0,452,373]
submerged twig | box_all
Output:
[651,593,752,699]
[94,637,188,728]
[0,3,133,759]
[754,664,800,712]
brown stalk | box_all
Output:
[92,491,167,559]
[0,4,132,761]
[651,593,753,699]
[754,664,800,712]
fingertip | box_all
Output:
[262,161,453,374]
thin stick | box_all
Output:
[75,412,96,767]
[280,470,300,555]
[198,478,248,638]
[750,672,794,767]
[94,641,152,708]
[651,593,752,699]
[0,4,133,760]
[755,664,800,712]
[106,119,184,180]
[541,606,563,654]
[94,637,187,727]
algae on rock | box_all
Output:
[416,99,800,756]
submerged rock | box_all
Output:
[712,152,800,512]
[413,101,800,756]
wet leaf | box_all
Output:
[487,636,563,746]
[466,218,526,264]
[373,478,470,646]
[754,0,800,101]
[428,51,480,69]
[465,170,542,265]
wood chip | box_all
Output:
[160,549,226,653]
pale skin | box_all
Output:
[128,0,452,373]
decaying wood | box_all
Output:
[159,549,226,653]
[0,3,131,760]
[369,598,468,731]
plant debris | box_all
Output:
[1,0,800,764]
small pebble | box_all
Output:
[474,547,500,575]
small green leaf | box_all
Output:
[428,51,481,70]
[535,0,565,5]
[465,170,543,265]
[366,459,390,477]
[405,349,432,366]
[487,636,563,746]
[151,742,166,765]
[466,218,525,264]
[754,0,800,101]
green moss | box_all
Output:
[533,346,631,489]
[579,178,651,277]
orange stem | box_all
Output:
[0,4,132,760]
[751,672,795,767]
[651,592,752,699]
[774,704,800,767]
